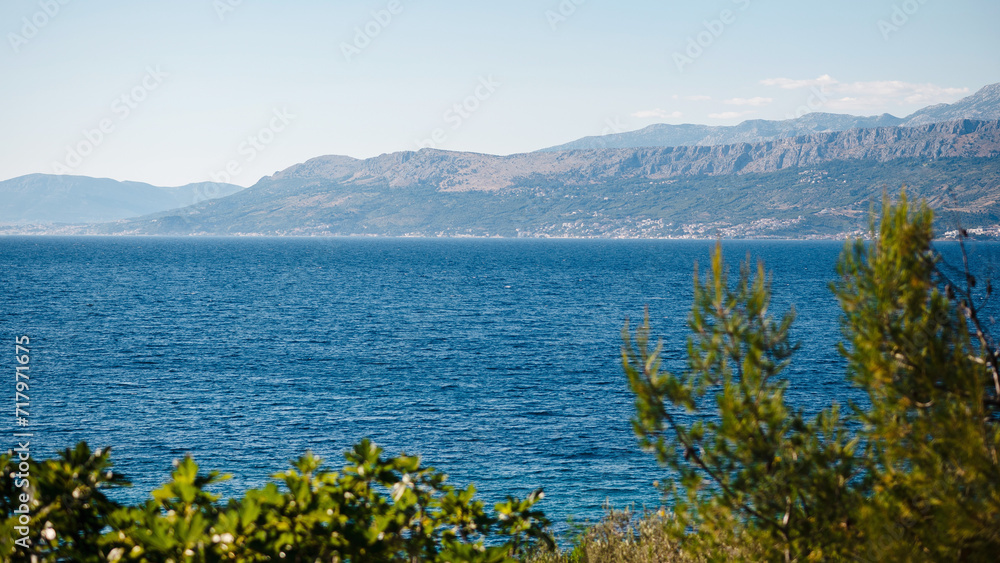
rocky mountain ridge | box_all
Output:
[6,83,1000,238]
[266,119,1000,192]
[47,118,1000,239]
[540,83,1000,151]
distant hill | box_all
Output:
[8,84,999,239]
[904,83,1000,125]
[539,83,1000,152]
[539,113,905,152]
[60,119,1000,239]
[0,174,242,224]
[236,120,1000,190]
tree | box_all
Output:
[834,193,1000,559]
[624,194,1000,560]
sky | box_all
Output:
[1,0,998,187]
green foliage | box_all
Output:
[624,244,860,561]
[834,193,1000,559]
[525,506,755,563]
[2,439,551,562]
[1,443,128,562]
[623,194,1000,560]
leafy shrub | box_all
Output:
[525,505,757,563]
[2,439,551,562]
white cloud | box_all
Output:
[760,75,970,113]
[723,97,773,107]
[631,108,683,119]
[760,74,838,90]
[707,111,753,119]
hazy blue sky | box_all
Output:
[2,0,998,186]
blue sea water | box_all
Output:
[2,237,998,531]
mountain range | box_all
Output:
[70,118,994,238]
[0,175,241,224]
[540,83,1000,151]
[4,82,1000,239]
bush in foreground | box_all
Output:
[1,439,551,562]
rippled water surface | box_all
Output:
[2,236,997,529]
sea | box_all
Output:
[2,236,998,532]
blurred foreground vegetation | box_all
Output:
[1,439,550,562]
[4,195,999,561]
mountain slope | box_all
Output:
[73,119,1000,238]
[0,174,242,224]
[265,120,1000,191]
[904,83,1000,125]
[539,112,904,152]
[540,82,1000,152]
